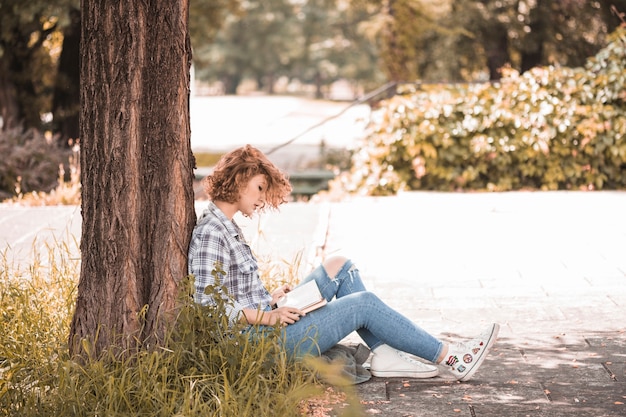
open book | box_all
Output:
[276,280,327,313]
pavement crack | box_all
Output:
[540,383,553,402]
[384,381,391,401]
[601,362,618,381]
[607,295,620,307]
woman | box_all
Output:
[188,145,499,381]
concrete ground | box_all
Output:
[234,191,626,416]
[2,191,625,416]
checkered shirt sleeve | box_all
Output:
[188,203,272,326]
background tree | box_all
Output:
[68,0,197,358]
[0,0,236,141]
[189,0,242,90]
[52,6,80,144]
[189,0,241,45]
[376,0,439,82]
[441,0,626,81]
[334,1,385,94]
[2,0,624,147]
[0,0,75,132]
[196,0,300,94]
[296,0,345,98]
[247,0,301,93]
[293,0,382,98]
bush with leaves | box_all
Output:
[342,27,626,195]
[0,129,72,201]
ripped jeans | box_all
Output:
[280,259,444,362]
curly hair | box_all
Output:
[203,145,292,210]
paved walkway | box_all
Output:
[222,191,626,416]
[2,191,625,416]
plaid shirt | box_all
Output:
[188,202,272,325]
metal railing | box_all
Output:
[265,81,399,156]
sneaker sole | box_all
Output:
[458,323,500,382]
[370,368,439,378]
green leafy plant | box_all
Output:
[341,27,626,195]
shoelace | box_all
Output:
[449,335,487,362]
[397,350,426,365]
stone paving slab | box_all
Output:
[354,335,626,416]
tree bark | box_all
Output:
[69,0,196,358]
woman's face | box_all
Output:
[238,174,267,217]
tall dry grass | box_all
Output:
[0,239,361,416]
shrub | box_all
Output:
[0,129,73,201]
[341,27,626,195]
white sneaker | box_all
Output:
[444,323,500,382]
[370,344,439,378]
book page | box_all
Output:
[277,280,323,310]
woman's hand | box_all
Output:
[271,306,304,327]
[270,283,292,307]
[241,305,303,326]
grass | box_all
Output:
[0,238,362,416]
[194,152,224,168]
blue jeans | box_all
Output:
[279,259,444,362]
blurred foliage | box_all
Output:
[2,138,80,206]
[194,151,225,168]
[2,0,625,198]
[189,0,241,45]
[440,0,626,81]
[196,0,303,94]
[339,27,626,195]
[195,0,383,95]
[0,0,77,131]
[2,0,625,133]
[0,129,72,201]
[196,0,626,92]
[0,0,237,134]
[355,0,451,82]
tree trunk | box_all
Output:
[223,74,242,95]
[0,63,21,132]
[520,1,547,74]
[69,0,196,358]
[482,24,509,81]
[52,7,81,146]
[0,16,55,132]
